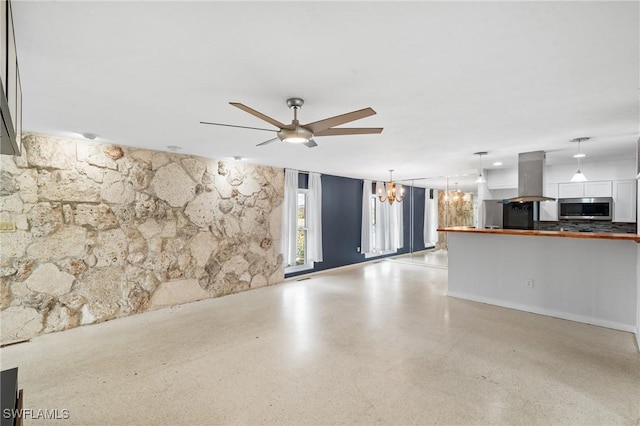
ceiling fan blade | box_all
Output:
[314,127,384,136]
[200,121,276,132]
[303,139,318,148]
[230,102,288,129]
[256,137,279,147]
[303,107,377,133]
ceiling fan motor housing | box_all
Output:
[286,98,304,109]
[278,126,313,143]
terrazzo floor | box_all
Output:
[1,258,639,425]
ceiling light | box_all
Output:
[377,169,404,205]
[570,170,587,182]
[278,126,313,144]
[167,145,182,151]
[493,161,502,166]
[569,137,589,182]
[81,132,97,140]
[474,151,487,184]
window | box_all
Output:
[286,188,313,273]
[284,171,322,275]
[296,190,307,266]
[370,194,377,251]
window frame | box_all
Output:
[286,188,314,273]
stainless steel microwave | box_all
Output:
[558,197,613,220]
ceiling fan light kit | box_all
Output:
[201,97,383,148]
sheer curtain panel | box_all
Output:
[361,180,373,254]
[424,189,438,246]
[307,172,323,263]
[392,201,403,250]
[282,169,299,266]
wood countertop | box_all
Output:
[437,226,640,242]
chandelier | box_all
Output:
[378,169,404,204]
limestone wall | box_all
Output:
[0,134,284,344]
[436,190,474,249]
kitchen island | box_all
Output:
[439,227,640,343]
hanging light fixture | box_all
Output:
[378,169,404,204]
[474,151,487,183]
[569,137,589,182]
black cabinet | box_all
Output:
[1,368,22,426]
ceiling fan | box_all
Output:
[200,98,383,148]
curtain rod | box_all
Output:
[286,168,318,175]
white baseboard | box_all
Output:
[447,290,636,333]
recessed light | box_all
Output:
[167,145,182,152]
[493,162,502,166]
[81,132,97,140]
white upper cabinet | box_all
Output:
[540,183,558,221]
[558,182,585,198]
[612,180,637,223]
[558,181,612,198]
[584,181,612,197]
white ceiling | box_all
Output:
[12,1,639,191]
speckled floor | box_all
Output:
[2,259,639,425]
[388,249,448,268]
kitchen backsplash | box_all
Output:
[538,221,637,234]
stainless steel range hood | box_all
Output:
[505,151,555,203]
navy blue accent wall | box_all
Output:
[397,187,426,254]
[287,174,365,278]
[298,173,308,189]
[285,174,431,278]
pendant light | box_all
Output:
[378,169,404,204]
[570,137,589,182]
[474,151,487,183]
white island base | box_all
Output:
[445,229,639,338]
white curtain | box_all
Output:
[375,181,390,251]
[424,189,438,246]
[394,201,404,249]
[282,169,299,266]
[374,181,403,252]
[307,172,323,263]
[361,180,373,254]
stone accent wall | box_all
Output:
[436,190,474,249]
[0,134,284,344]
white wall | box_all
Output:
[545,158,636,183]
[448,232,638,332]
[487,167,518,189]
[486,158,636,189]
[637,244,640,348]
